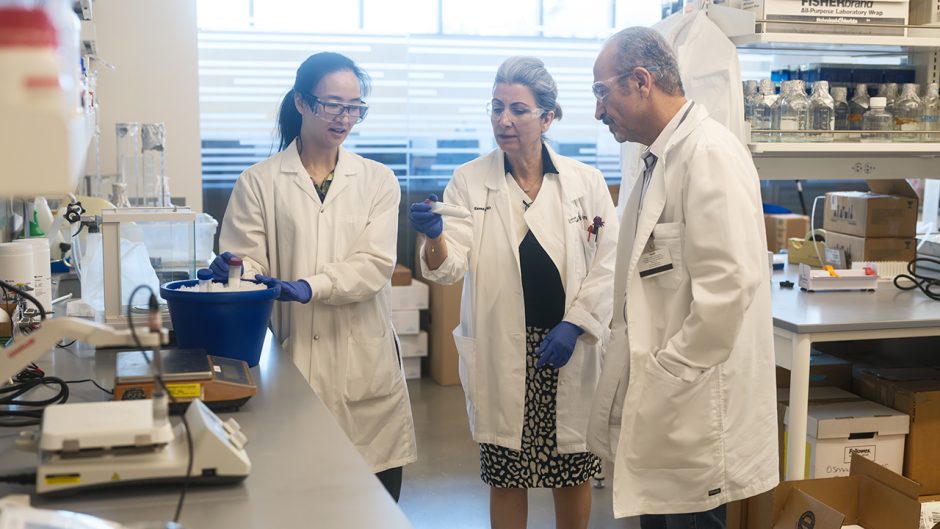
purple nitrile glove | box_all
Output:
[254,275,312,303]
[535,322,584,369]
[210,252,243,282]
[409,193,443,239]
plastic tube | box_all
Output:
[227,256,242,290]
[197,268,212,292]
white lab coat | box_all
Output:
[587,104,778,517]
[219,141,417,473]
[420,145,618,453]
[618,9,746,212]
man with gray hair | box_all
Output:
[586,27,778,528]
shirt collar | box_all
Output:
[504,143,558,177]
[644,100,693,161]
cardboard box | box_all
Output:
[392,310,420,335]
[746,455,922,529]
[413,240,462,386]
[765,214,809,253]
[911,0,940,25]
[403,357,421,379]
[825,232,916,266]
[425,279,462,386]
[824,180,919,238]
[391,280,429,310]
[399,331,428,358]
[853,367,940,495]
[608,184,620,207]
[787,236,826,267]
[392,264,413,286]
[742,0,909,36]
[776,353,853,391]
[726,499,746,529]
[778,387,909,479]
[0,303,13,338]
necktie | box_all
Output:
[638,151,658,211]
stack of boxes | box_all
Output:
[823,180,919,267]
[391,264,429,380]
[764,213,809,253]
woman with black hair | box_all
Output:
[216,52,416,500]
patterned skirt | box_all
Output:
[480,326,601,488]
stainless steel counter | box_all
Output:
[0,333,414,528]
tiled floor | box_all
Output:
[399,378,639,529]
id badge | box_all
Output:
[638,241,674,279]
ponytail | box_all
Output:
[277,89,301,152]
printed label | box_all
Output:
[44,473,81,485]
[844,444,876,463]
[166,383,203,399]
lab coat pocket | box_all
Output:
[452,328,477,404]
[626,353,718,470]
[344,334,398,402]
[650,222,684,289]
[579,233,597,273]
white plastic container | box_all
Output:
[0,242,35,307]
[0,7,66,114]
[13,238,52,313]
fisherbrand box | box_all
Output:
[742,0,910,36]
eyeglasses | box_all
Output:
[591,66,659,102]
[486,101,544,121]
[302,94,369,123]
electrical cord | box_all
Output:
[0,472,37,485]
[127,285,193,524]
[894,257,940,300]
[63,378,114,395]
[0,375,69,427]
[0,279,46,321]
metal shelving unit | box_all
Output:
[706,1,940,483]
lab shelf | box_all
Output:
[750,142,940,154]
[751,146,940,180]
[707,4,940,53]
[732,31,940,52]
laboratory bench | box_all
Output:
[771,264,940,481]
[0,332,414,529]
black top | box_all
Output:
[519,230,565,329]
[506,144,565,329]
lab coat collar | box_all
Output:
[645,100,693,161]
[488,143,585,203]
[280,139,357,205]
[627,102,708,281]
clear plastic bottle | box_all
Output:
[884,83,899,118]
[862,97,893,143]
[771,81,787,142]
[809,81,835,142]
[894,83,923,142]
[832,86,850,140]
[779,80,811,142]
[754,79,777,143]
[924,83,940,141]
[743,80,759,124]
[848,83,870,133]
